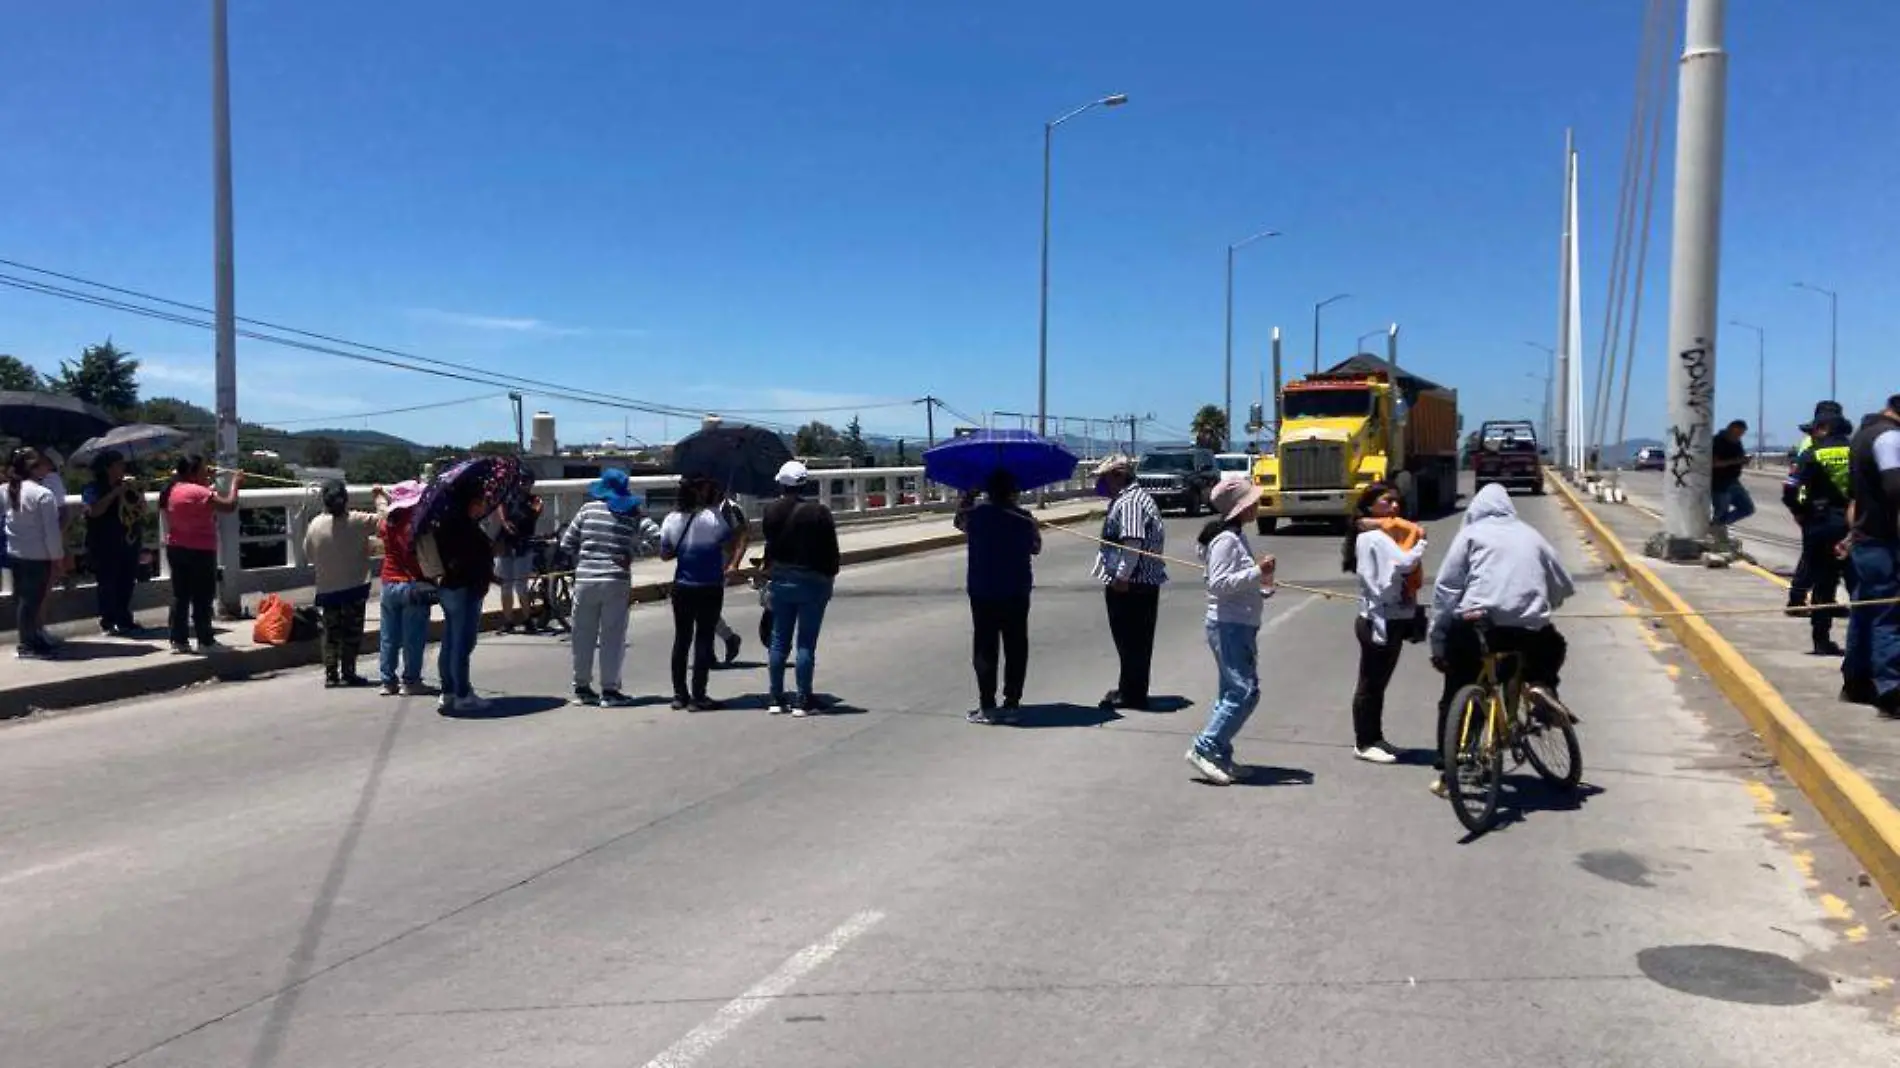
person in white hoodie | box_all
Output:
[1185,479,1277,785]
[1428,482,1576,793]
[1346,482,1429,764]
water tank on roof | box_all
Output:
[530,412,556,457]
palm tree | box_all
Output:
[1190,404,1228,450]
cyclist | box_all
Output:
[1428,483,1576,796]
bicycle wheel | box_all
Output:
[1522,702,1583,789]
[1442,683,1504,834]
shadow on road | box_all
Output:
[1457,776,1606,844]
[1233,764,1316,787]
[1009,702,1123,729]
[442,695,568,720]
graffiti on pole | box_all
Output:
[1667,339,1713,488]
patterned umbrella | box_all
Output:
[414,454,529,534]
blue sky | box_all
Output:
[1,1,1892,450]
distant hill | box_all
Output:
[289,427,425,452]
[136,397,427,457]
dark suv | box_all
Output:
[1135,447,1220,515]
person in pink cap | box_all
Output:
[376,480,433,696]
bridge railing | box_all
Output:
[2,464,1097,620]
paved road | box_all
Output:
[1615,469,1806,575]
[3,488,1894,1066]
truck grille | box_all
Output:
[1280,441,1346,490]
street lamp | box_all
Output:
[1037,93,1129,449]
[1729,319,1766,458]
[1356,329,1384,354]
[1224,228,1280,451]
[1311,293,1350,373]
[1790,282,1838,402]
[1524,341,1555,448]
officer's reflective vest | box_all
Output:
[1812,443,1852,503]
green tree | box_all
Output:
[794,420,843,457]
[0,354,43,392]
[53,339,141,414]
[139,396,215,430]
[302,435,343,468]
[1190,404,1229,450]
[346,445,422,486]
[470,440,521,456]
[842,415,867,461]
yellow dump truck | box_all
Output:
[1251,355,1460,534]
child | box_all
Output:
[303,480,383,688]
[1185,479,1277,785]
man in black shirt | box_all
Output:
[1844,395,1900,714]
[1710,419,1755,534]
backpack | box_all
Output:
[414,529,447,582]
[252,594,295,646]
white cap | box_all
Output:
[775,459,810,487]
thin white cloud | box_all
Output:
[406,308,642,339]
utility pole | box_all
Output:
[1658,0,1727,558]
[211,0,242,618]
[921,395,937,447]
[1270,327,1283,445]
[1553,128,1575,478]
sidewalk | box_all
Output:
[1,500,1104,718]
[1550,475,1900,908]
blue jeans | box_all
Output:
[1712,482,1756,526]
[768,569,834,700]
[437,586,482,699]
[379,582,431,686]
[1194,621,1260,763]
[1845,541,1900,702]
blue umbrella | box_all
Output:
[922,429,1079,493]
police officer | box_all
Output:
[1784,401,1845,615]
[1784,412,1854,655]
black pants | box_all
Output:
[971,595,1030,708]
[1789,543,1813,607]
[670,584,725,700]
[1104,584,1160,706]
[1801,511,1850,646]
[10,559,53,652]
[1351,616,1409,749]
[166,546,217,647]
[1435,620,1568,756]
[91,543,139,631]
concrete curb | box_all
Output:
[1547,471,1900,908]
[1,507,1105,720]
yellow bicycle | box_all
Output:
[1441,616,1582,834]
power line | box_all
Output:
[259,392,510,427]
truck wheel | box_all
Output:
[1256,516,1278,536]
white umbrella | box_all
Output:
[70,424,190,465]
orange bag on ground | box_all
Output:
[253,593,294,646]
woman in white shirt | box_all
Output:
[3,448,69,658]
[1184,479,1277,785]
[1345,482,1427,765]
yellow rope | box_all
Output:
[1031,512,1900,619]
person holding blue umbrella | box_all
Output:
[955,470,1041,724]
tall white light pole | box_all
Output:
[1311,292,1350,373]
[211,0,242,615]
[1791,281,1837,402]
[1660,0,1728,556]
[1037,93,1128,446]
[1224,228,1279,451]
[1524,341,1556,449]
[1729,320,1765,458]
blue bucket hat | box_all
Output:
[587,468,643,514]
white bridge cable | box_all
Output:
[1611,0,1680,488]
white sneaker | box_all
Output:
[1355,743,1400,765]
[457,694,493,713]
[1185,749,1235,786]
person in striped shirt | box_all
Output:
[1091,455,1168,711]
[559,469,661,708]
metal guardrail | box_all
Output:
[2,465,1097,611]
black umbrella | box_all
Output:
[0,391,115,448]
[672,424,795,497]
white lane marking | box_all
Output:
[0,847,117,889]
[1263,592,1321,633]
[641,910,884,1068]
